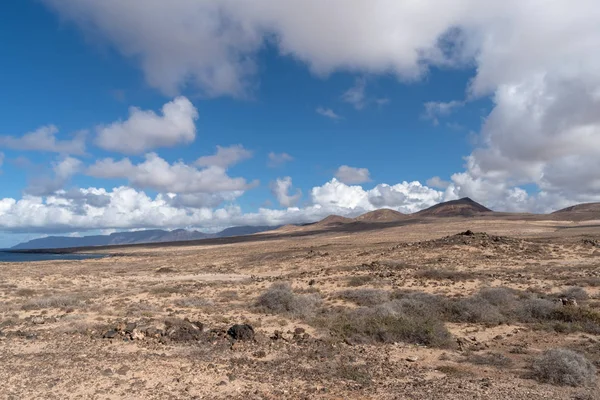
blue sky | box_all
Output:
[1,1,599,247]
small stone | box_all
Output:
[227,324,255,341]
[406,356,419,362]
[125,322,137,333]
[116,366,130,376]
[130,329,145,340]
[294,327,305,335]
[103,330,118,339]
[253,350,267,358]
[31,317,45,325]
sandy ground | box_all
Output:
[1,218,599,399]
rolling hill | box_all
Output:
[416,197,492,217]
[354,209,407,222]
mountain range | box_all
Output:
[11,226,277,250]
[11,197,600,250]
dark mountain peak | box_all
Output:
[417,197,492,217]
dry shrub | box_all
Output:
[449,296,506,325]
[174,297,214,308]
[256,283,321,318]
[22,294,88,310]
[336,289,389,306]
[14,288,36,297]
[531,349,596,387]
[415,268,474,281]
[464,352,513,368]
[566,278,600,288]
[346,275,373,287]
[559,287,590,301]
[326,299,453,348]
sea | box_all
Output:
[0,251,106,263]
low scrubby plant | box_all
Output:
[531,348,596,387]
[336,289,389,306]
[256,283,321,318]
[559,287,589,301]
[326,298,453,348]
[346,275,373,287]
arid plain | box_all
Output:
[1,202,600,399]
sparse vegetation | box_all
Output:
[415,268,474,281]
[559,287,589,301]
[346,275,373,287]
[531,349,597,387]
[325,299,454,347]
[22,294,88,310]
[335,288,389,306]
[174,297,214,308]
[464,352,513,368]
[256,283,322,317]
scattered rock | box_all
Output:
[560,298,578,307]
[406,356,419,362]
[156,267,176,273]
[227,324,255,341]
[102,330,118,339]
[253,350,267,358]
[117,366,130,376]
[308,279,316,286]
[125,322,137,333]
[130,329,145,340]
[145,327,163,338]
[164,318,204,342]
[294,327,305,335]
[31,316,45,325]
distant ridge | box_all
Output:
[416,197,492,217]
[354,209,407,222]
[12,226,278,250]
[314,215,354,226]
[552,202,600,214]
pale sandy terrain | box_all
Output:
[1,218,599,399]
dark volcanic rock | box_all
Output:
[164,318,204,342]
[227,324,255,341]
[103,330,118,339]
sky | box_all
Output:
[1,0,600,247]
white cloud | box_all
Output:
[423,100,464,125]
[195,145,252,168]
[27,0,600,215]
[341,78,366,110]
[0,125,86,155]
[311,178,448,214]
[0,153,3,169]
[87,153,257,194]
[316,107,342,120]
[0,178,449,234]
[426,176,451,189]
[27,157,83,196]
[270,177,302,207]
[268,152,294,168]
[341,78,389,110]
[375,98,391,106]
[95,97,198,154]
[334,165,371,184]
